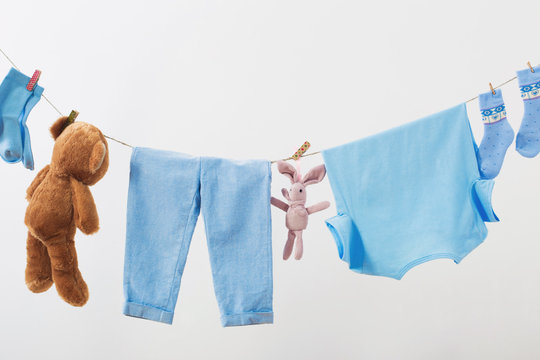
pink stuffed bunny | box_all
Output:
[271,161,330,260]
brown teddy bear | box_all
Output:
[24,116,109,306]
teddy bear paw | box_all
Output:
[26,276,53,293]
[55,278,89,307]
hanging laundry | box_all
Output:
[516,64,540,158]
[476,89,514,179]
[322,104,498,280]
[123,147,273,327]
[0,68,43,170]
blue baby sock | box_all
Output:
[516,65,540,158]
[477,89,514,179]
[0,68,43,170]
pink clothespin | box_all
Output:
[26,70,41,91]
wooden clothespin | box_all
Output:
[528,61,535,73]
[489,82,496,95]
[59,110,79,133]
[291,141,311,160]
[26,70,41,91]
[66,110,79,126]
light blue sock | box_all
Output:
[0,68,43,170]
[516,65,540,158]
[477,89,514,179]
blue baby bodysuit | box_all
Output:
[322,104,498,280]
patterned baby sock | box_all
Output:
[516,65,540,158]
[477,89,514,179]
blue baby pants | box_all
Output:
[0,68,43,170]
[123,147,273,327]
[323,104,498,280]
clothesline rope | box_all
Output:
[0,48,65,120]
[0,48,133,150]
[0,47,532,163]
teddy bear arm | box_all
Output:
[26,165,50,201]
[70,178,99,235]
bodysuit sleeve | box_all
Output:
[326,213,364,272]
[471,179,499,222]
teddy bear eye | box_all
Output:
[299,189,302,192]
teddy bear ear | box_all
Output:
[50,116,72,140]
[89,141,107,174]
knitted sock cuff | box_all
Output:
[479,89,506,124]
[518,68,540,101]
[517,65,540,86]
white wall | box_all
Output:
[1,1,539,359]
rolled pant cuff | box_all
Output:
[221,311,274,327]
[123,301,174,324]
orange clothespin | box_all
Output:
[26,70,41,91]
[528,62,535,73]
[489,82,495,95]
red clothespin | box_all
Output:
[26,70,41,91]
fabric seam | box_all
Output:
[165,159,200,311]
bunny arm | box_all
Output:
[306,201,330,215]
[271,196,289,212]
[70,177,100,235]
[26,165,50,201]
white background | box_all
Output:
[0,1,539,359]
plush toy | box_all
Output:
[24,116,109,306]
[271,161,330,260]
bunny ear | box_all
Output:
[302,164,326,186]
[277,160,297,183]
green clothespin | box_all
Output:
[66,110,79,125]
